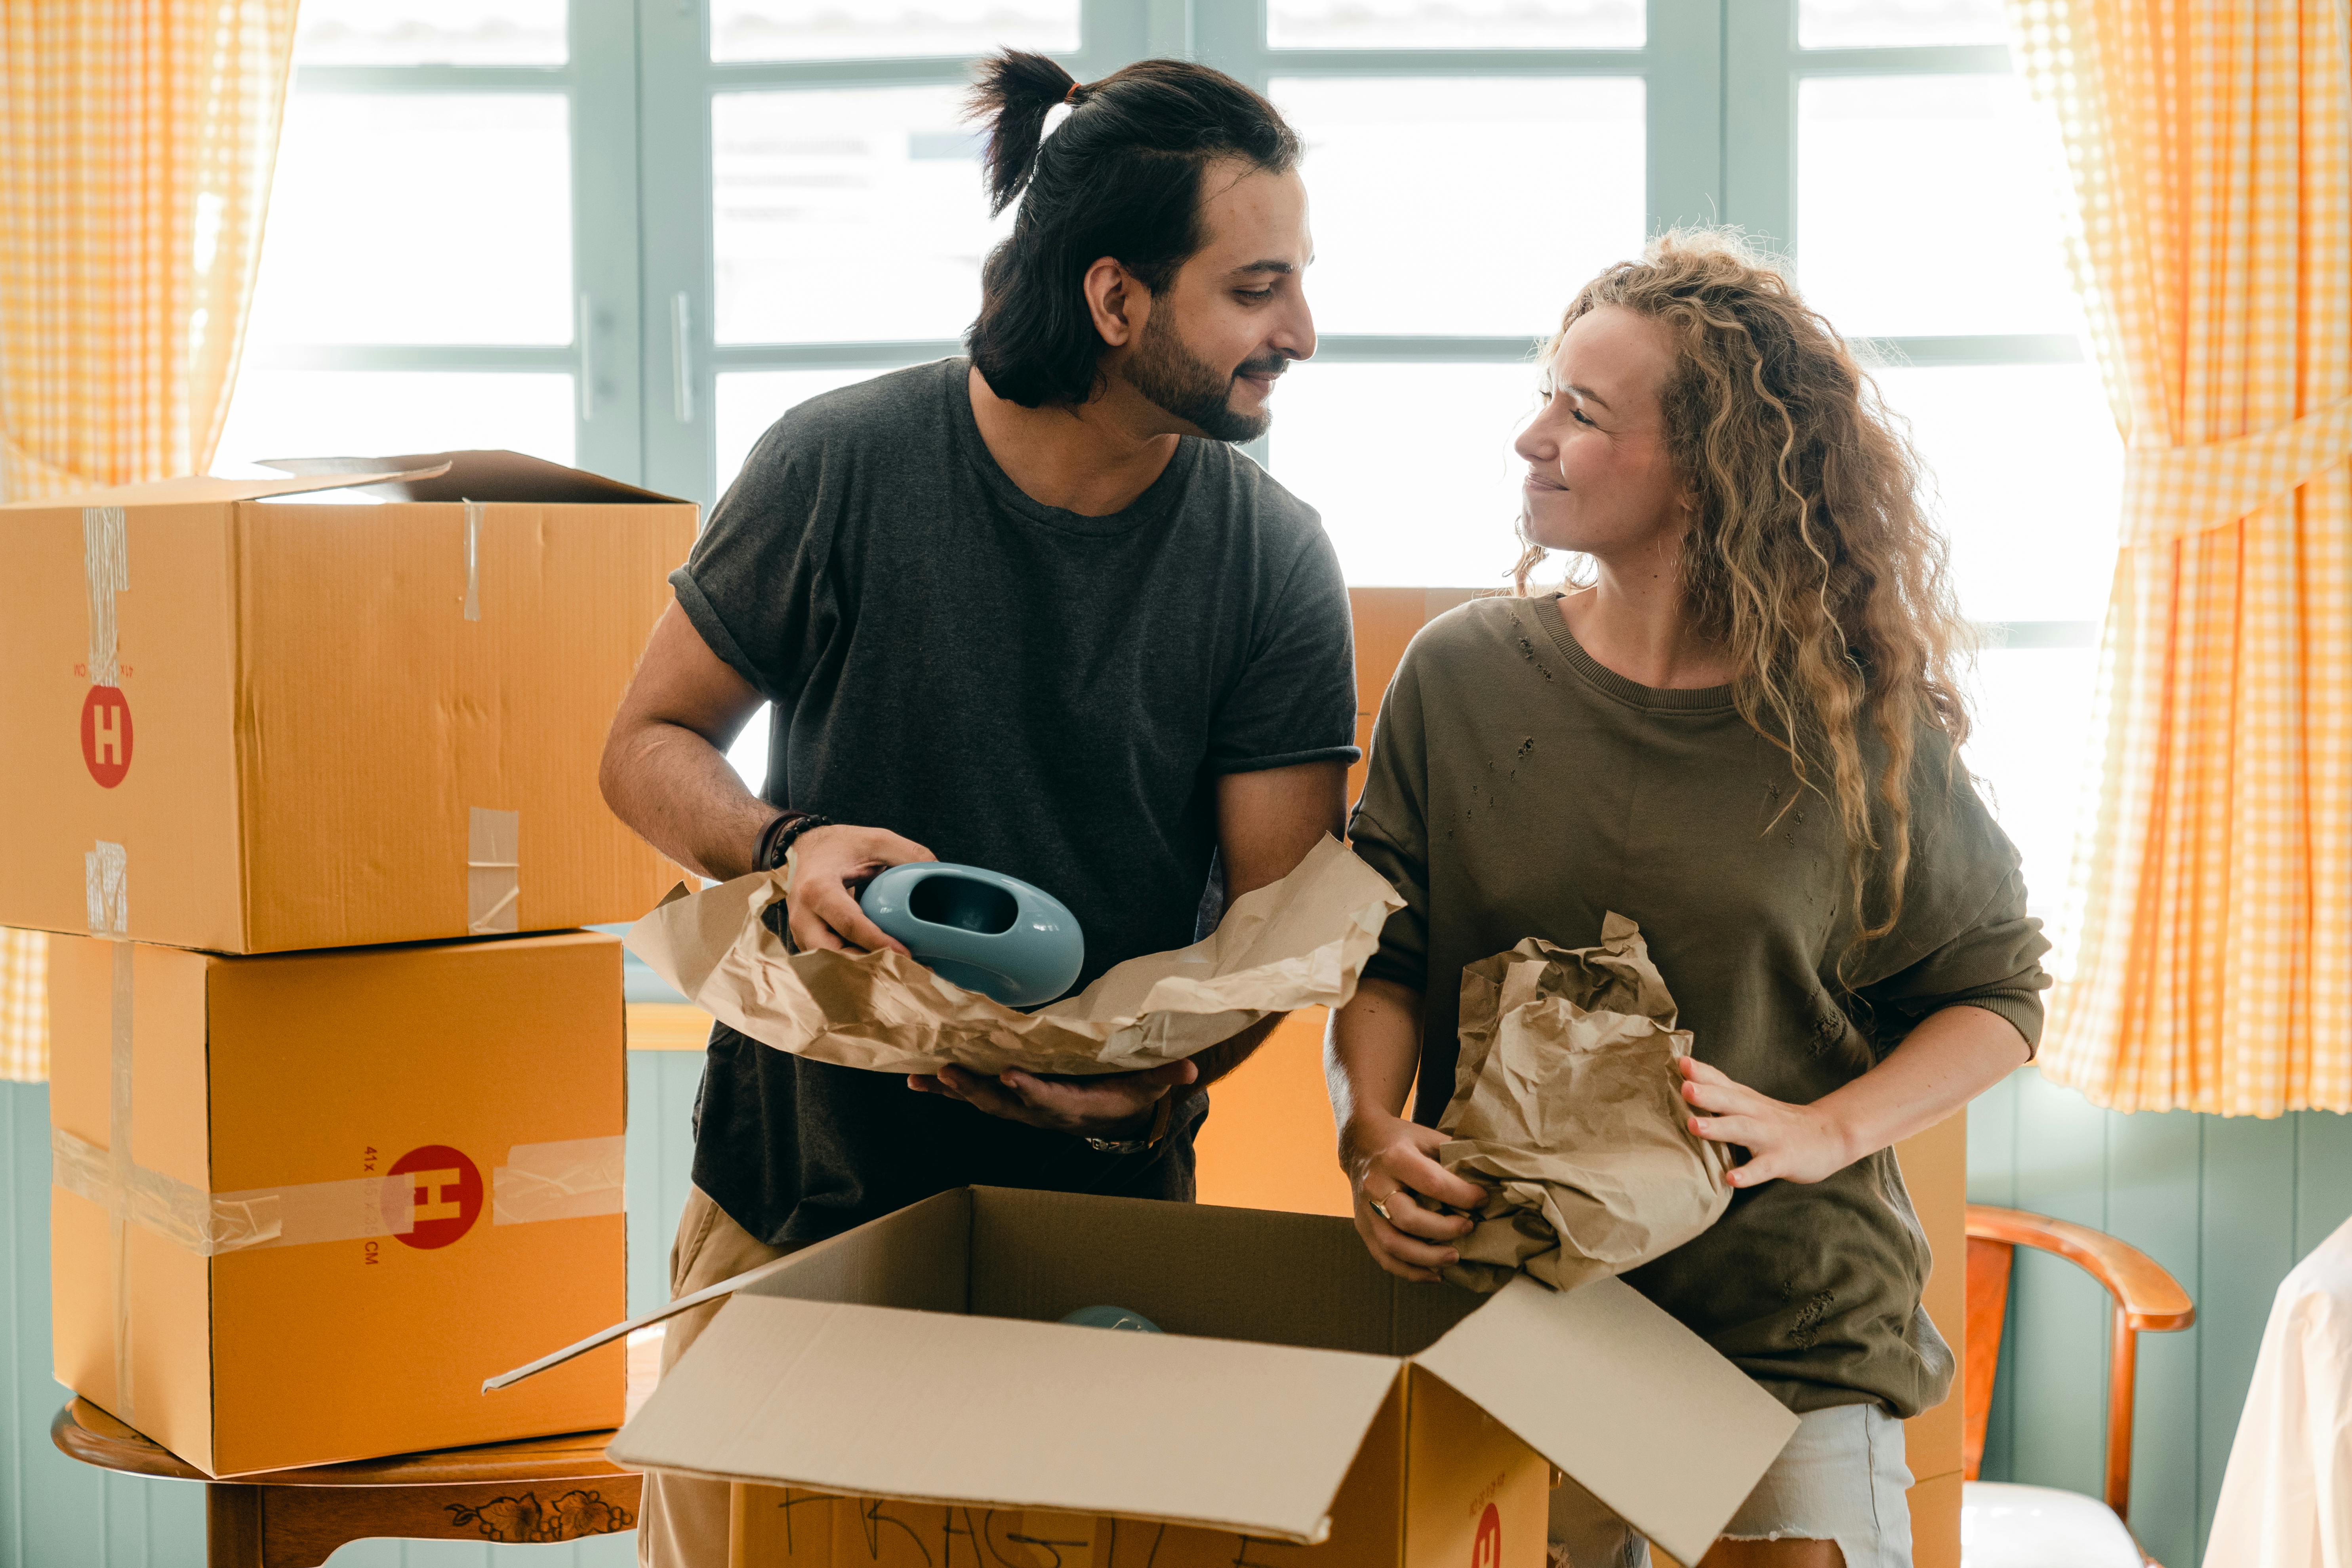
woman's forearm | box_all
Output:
[1818,1003,2030,1165]
[1325,977,1425,1142]
[1681,1000,2030,1187]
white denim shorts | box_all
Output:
[1549,1402,1915,1568]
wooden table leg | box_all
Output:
[207,1484,265,1568]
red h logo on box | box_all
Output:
[389,1145,483,1250]
[80,685,133,788]
[1470,1503,1502,1568]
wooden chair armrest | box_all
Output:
[1967,1203,2195,1332]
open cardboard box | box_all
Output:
[579,1187,1797,1566]
[0,450,694,953]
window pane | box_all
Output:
[714,88,1003,345]
[1873,363,2119,624]
[1798,0,2009,49]
[1271,0,1641,49]
[1963,646,2100,927]
[248,95,572,347]
[717,367,919,496]
[213,371,576,471]
[294,0,566,66]
[1797,75,2078,337]
[1271,361,1534,586]
[711,0,1079,63]
[727,706,771,796]
[1274,78,1644,337]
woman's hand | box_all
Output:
[1338,1111,1487,1282]
[1677,1056,1855,1188]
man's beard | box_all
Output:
[1121,309,1279,444]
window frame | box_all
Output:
[250,0,2095,652]
[244,0,645,480]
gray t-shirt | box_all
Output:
[672,357,1359,1247]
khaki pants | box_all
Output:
[637,1187,791,1568]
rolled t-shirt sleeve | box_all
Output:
[1205,526,1361,775]
[1349,649,1431,994]
[1853,756,2053,1055]
[1859,867,2050,1054]
[668,416,831,704]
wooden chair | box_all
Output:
[1962,1204,2196,1568]
[52,1330,658,1567]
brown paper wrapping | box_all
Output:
[1437,914,1733,1294]
[623,833,1404,1076]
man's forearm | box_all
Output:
[600,718,775,882]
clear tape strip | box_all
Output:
[463,500,482,621]
[85,841,127,935]
[55,1126,455,1255]
[106,941,133,1426]
[493,1135,625,1225]
[83,506,127,688]
[467,806,520,935]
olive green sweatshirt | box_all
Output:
[1349,594,2050,1417]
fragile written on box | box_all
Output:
[498,1186,1798,1568]
[0,451,696,955]
[49,927,628,1476]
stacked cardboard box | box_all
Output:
[2,451,697,1475]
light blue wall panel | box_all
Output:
[2103,1106,2201,1560]
[1966,1068,2349,1568]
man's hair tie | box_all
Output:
[1064,81,1083,105]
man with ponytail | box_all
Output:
[600,49,1348,1568]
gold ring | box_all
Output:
[1369,1194,1394,1222]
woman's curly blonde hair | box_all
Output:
[1518,228,1973,965]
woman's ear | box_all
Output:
[1082,255,1142,348]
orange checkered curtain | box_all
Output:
[2010,0,2352,1114]
[0,0,300,1080]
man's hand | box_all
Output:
[1677,1056,1854,1188]
[1338,1110,1485,1283]
[907,1060,1199,1138]
[783,824,935,955]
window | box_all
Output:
[215,0,641,478]
[222,0,2114,915]
[1757,1,2115,926]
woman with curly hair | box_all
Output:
[1327,230,2049,1568]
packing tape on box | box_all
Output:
[84,840,128,940]
[53,1129,627,1255]
[84,506,127,688]
[81,841,138,1423]
[52,1124,413,1255]
[462,500,483,621]
[492,1136,626,1224]
[467,806,520,934]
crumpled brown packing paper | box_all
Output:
[625,833,1405,1077]
[1437,913,1733,1294]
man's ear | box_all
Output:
[1082,255,1147,348]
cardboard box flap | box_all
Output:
[257,450,685,505]
[608,1295,1405,1544]
[1408,1276,1800,1567]
[0,463,452,510]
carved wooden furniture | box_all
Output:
[52,1328,656,1567]
[1963,1203,2196,1567]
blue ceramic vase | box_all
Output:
[858,863,1085,1007]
